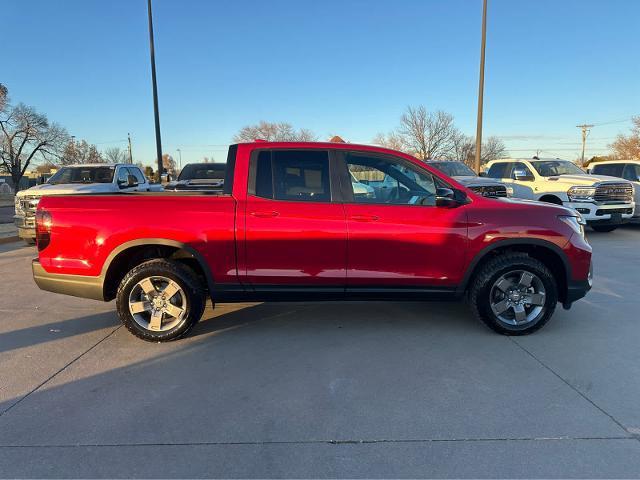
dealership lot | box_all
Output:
[1,227,640,478]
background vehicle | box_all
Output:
[589,160,640,223]
[165,163,226,191]
[427,160,513,198]
[32,142,592,341]
[484,158,635,232]
[14,164,158,244]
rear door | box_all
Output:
[243,149,347,289]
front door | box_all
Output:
[341,152,468,290]
[243,149,347,289]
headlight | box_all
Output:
[567,186,596,202]
[558,215,586,237]
[505,186,514,197]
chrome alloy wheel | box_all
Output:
[128,276,188,332]
[489,270,546,326]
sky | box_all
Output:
[3,0,640,167]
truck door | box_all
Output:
[339,151,468,289]
[243,149,348,290]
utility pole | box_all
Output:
[127,133,133,164]
[576,124,594,167]
[474,0,488,174]
[147,0,163,181]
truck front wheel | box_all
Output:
[591,225,617,233]
[116,259,206,342]
[469,253,558,335]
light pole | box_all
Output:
[474,0,488,174]
[147,0,163,181]
[176,148,182,169]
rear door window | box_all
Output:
[249,150,331,202]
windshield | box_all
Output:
[178,163,226,181]
[47,166,115,184]
[531,160,585,177]
[429,162,476,177]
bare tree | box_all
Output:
[372,131,406,152]
[398,106,457,160]
[60,139,104,165]
[103,146,128,163]
[481,136,508,163]
[162,153,176,173]
[233,121,318,143]
[451,132,475,164]
[0,103,68,190]
[0,84,7,112]
[610,116,640,160]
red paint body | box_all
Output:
[36,142,592,302]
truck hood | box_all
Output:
[16,183,116,197]
[498,197,575,216]
[452,175,505,187]
[545,174,627,186]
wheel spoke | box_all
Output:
[518,272,534,289]
[149,310,163,331]
[162,281,180,300]
[139,278,156,296]
[513,304,526,322]
[492,299,511,315]
[164,303,185,319]
[525,293,545,306]
[130,301,151,314]
[495,278,513,292]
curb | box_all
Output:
[0,236,20,245]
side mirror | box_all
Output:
[478,171,488,177]
[436,187,459,207]
[513,168,534,181]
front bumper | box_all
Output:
[565,201,634,225]
[14,215,36,239]
[32,260,105,301]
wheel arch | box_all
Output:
[101,238,215,302]
[538,194,564,205]
[459,239,571,303]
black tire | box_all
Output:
[116,259,206,342]
[591,225,617,233]
[469,252,558,335]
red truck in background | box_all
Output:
[32,142,593,341]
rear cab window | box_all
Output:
[592,163,624,177]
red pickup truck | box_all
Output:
[32,142,592,341]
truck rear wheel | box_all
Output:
[116,259,206,342]
[469,253,557,335]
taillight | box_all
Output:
[35,210,52,251]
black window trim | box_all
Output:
[247,148,336,203]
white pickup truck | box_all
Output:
[14,163,160,244]
[484,158,635,232]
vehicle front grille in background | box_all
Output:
[469,185,508,198]
[19,196,40,218]
[595,208,633,216]
[594,183,633,203]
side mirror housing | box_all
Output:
[478,171,488,177]
[513,168,534,181]
[436,187,465,207]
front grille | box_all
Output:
[18,196,40,218]
[469,185,508,198]
[595,208,633,216]
[594,182,633,203]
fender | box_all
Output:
[457,238,571,295]
[102,238,216,300]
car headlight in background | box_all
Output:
[506,186,514,197]
[558,215,586,238]
[567,186,596,202]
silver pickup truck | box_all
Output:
[14,163,160,244]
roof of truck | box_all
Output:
[61,163,124,168]
[590,160,640,165]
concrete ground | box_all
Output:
[1,227,640,478]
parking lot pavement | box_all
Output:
[1,227,640,478]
